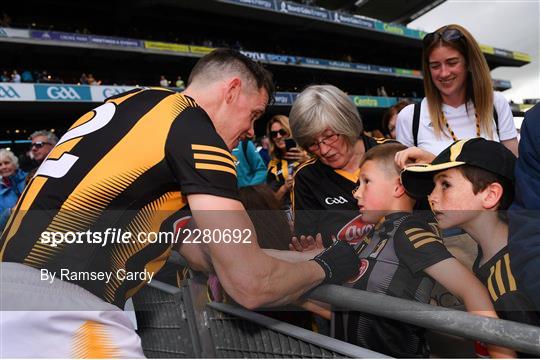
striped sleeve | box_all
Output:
[165,106,239,200]
[394,217,453,275]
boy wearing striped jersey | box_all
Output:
[346,143,513,357]
[402,138,540,356]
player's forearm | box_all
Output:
[263,248,317,263]
[255,257,325,307]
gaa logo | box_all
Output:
[46,86,81,100]
[103,87,131,98]
[0,85,20,99]
[325,196,348,205]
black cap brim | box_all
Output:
[400,161,466,198]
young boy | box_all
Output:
[401,138,540,356]
[344,142,512,358]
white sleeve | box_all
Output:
[494,92,518,141]
[396,103,415,147]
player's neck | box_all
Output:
[182,87,219,123]
[461,212,508,266]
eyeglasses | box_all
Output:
[31,141,52,149]
[307,133,340,152]
[422,29,464,49]
[269,129,288,139]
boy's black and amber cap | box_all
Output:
[401,138,517,198]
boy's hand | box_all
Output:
[395,147,436,169]
[289,233,324,252]
[486,344,516,358]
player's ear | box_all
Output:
[481,182,504,210]
[224,77,242,105]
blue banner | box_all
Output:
[277,1,331,20]
[266,53,298,64]
[328,61,353,69]
[302,57,324,66]
[332,12,376,29]
[30,30,141,48]
[372,65,394,74]
[240,51,267,62]
[219,0,276,10]
[35,84,92,101]
[354,63,371,71]
[274,92,294,105]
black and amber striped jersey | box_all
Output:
[338,212,453,357]
[474,246,540,334]
[267,158,300,208]
[267,158,298,191]
[292,135,393,247]
[0,88,238,307]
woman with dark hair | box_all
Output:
[381,100,410,139]
[238,184,292,250]
[395,24,518,167]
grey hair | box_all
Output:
[289,85,363,149]
[30,130,58,145]
[0,149,19,168]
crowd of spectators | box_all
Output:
[0,67,419,99]
[0,69,63,84]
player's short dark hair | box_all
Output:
[188,48,275,104]
[360,142,407,176]
[457,165,514,211]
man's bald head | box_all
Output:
[187,48,274,101]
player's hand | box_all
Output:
[395,146,436,169]
[289,233,324,252]
[311,240,358,285]
[284,147,310,162]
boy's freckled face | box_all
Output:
[428,168,482,229]
[353,160,397,224]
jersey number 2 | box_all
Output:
[35,102,116,178]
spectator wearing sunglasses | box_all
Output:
[266,115,309,209]
[18,130,58,174]
[395,24,518,169]
[289,85,393,247]
[30,130,58,164]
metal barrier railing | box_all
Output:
[309,285,540,355]
[135,277,387,358]
[160,253,540,356]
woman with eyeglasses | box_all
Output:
[395,24,518,167]
[266,115,309,210]
[289,85,393,247]
[0,149,27,229]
